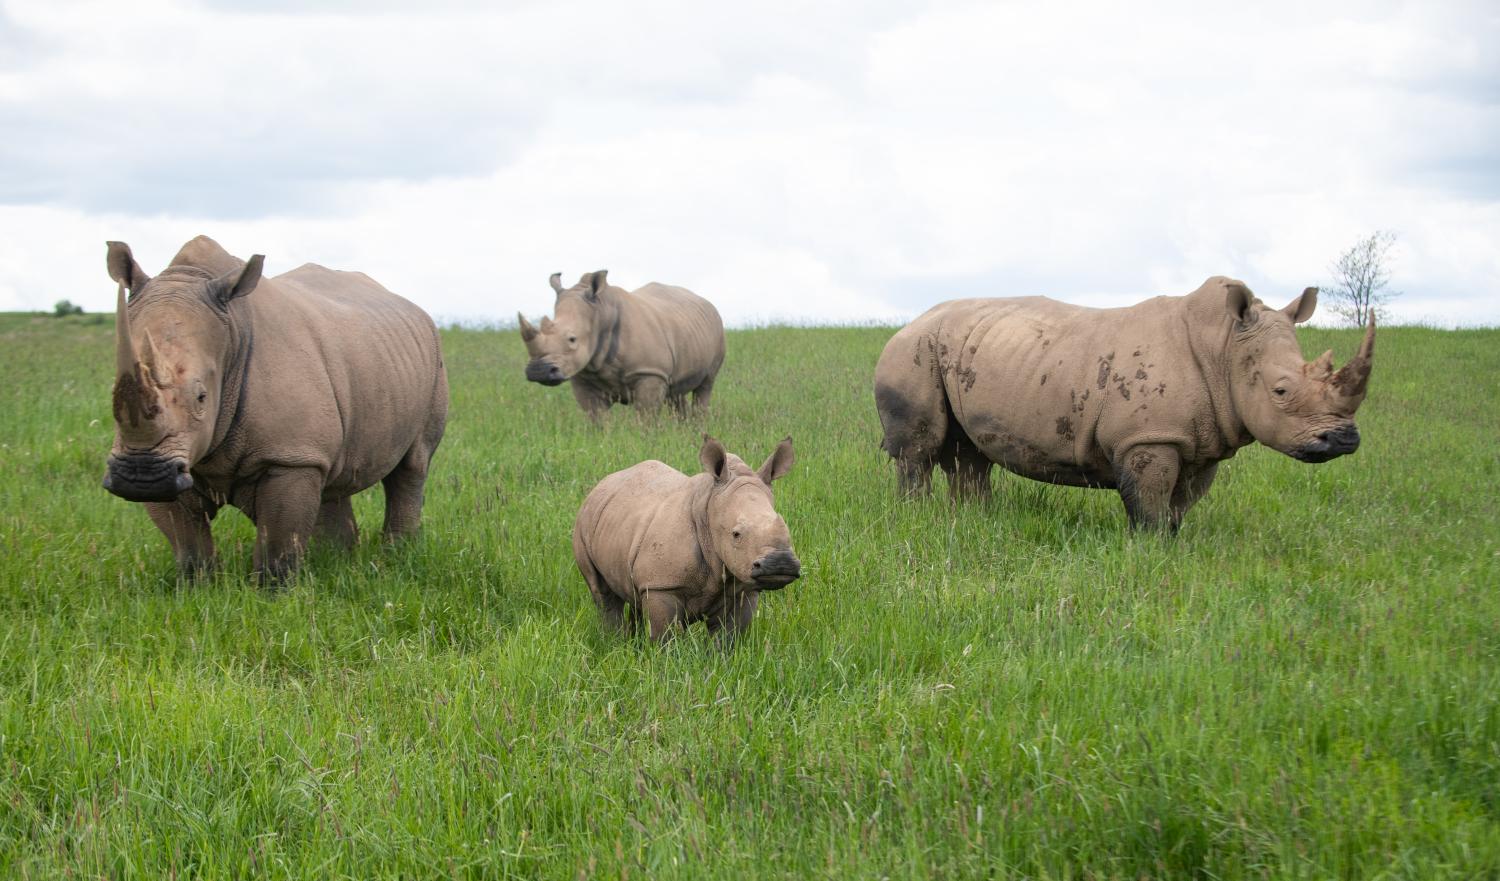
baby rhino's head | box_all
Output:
[698,435,800,589]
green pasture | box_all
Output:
[0,311,1496,879]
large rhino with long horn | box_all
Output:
[874,276,1375,530]
[517,270,725,421]
[104,235,448,581]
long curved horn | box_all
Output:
[115,283,137,378]
[1331,312,1376,405]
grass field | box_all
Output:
[0,311,1496,879]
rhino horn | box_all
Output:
[1331,312,1376,406]
[140,328,170,386]
[1308,349,1335,380]
[115,282,137,379]
[518,312,538,342]
[540,315,555,333]
[549,272,564,295]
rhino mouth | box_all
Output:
[1291,425,1360,463]
[103,453,193,502]
[750,550,801,590]
[524,360,567,386]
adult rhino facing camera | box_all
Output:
[103,235,448,583]
[874,277,1376,531]
[517,270,725,422]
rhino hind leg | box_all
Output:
[314,496,359,550]
[145,489,219,577]
[936,420,994,503]
[690,376,715,414]
[382,384,447,540]
[876,385,946,499]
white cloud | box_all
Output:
[1,0,1496,327]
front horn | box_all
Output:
[1331,312,1376,404]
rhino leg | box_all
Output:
[707,590,759,646]
[574,535,630,634]
[314,496,359,550]
[691,376,715,414]
[1169,462,1219,530]
[570,381,610,424]
[1115,444,1182,531]
[640,589,687,643]
[876,331,949,498]
[145,488,218,577]
[629,376,668,416]
[382,390,445,540]
[937,428,993,503]
[251,467,324,584]
[667,393,690,418]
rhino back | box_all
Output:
[614,285,725,392]
[931,296,1210,482]
[576,461,707,599]
[226,264,445,493]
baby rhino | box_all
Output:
[573,436,800,643]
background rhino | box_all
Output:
[572,436,799,643]
[104,235,448,581]
[875,277,1375,530]
[518,270,725,421]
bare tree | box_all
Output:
[1326,231,1400,327]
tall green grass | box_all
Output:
[0,312,1496,879]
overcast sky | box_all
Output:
[1,0,1496,326]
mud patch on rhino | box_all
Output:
[1039,373,1048,386]
[1054,416,1075,442]
[112,368,160,428]
[1128,450,1156,474]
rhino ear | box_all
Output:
[757,436,795,485]
[1281,286,1318,324]
[549,272,564,295]
[106,241,151,298]
[699,434,729,483]
[209,254,264,305]
[584,270,608,303]
[1224,280,1257,328]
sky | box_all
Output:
[1,0,1496,327]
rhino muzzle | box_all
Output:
[751,549,801,589]
[524,359,567,386]
[1292,424,1360,463]
[103,453,193,502]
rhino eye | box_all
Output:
[1272,387,1287,398]
[731,529,742,539]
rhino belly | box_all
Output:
[961,413,1116,488]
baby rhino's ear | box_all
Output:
[757,436,795,485]
[700,434,729,483]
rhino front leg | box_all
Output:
[640,589,687,643]
[251,467,324,584]
[707,590,759,647]
[629,376,668,416]
[315,496,359,550]
[1169,462,1219,531]
[1115,444,1182,531]
[570,380,610,425]
[145,488,218,577]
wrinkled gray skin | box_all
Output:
[518,270,725,421]
[572,436,799,644]
[105,235,449,582]
[875,277,1375,530]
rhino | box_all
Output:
[874,276,1375,530]
[518,270,725,421]
[104,235,449,581]
[572,435,800,643]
